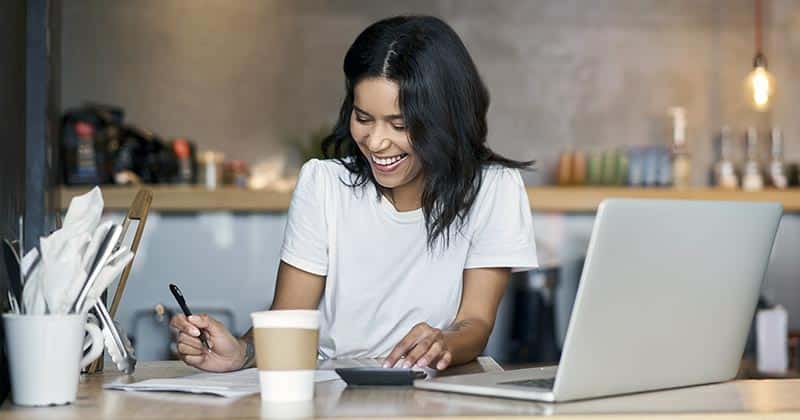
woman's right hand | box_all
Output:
[170,313,247,372]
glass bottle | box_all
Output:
[767,128,788,189]
[742,127,764,191]
[713,126,739,189]
[669,107,691,189]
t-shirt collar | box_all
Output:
[379,194,423,223]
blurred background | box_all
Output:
[2,0,800,376]
[59,0,799,186]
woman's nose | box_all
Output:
[365,127,391,152]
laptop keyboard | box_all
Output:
[500,377,556,390]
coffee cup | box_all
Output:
[250,310,319,401]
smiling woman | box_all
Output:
[322,15,534,248]
[350,77,423,210]
[171,15,539,374]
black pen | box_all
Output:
[169,283,210,350]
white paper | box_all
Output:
[104,368,341,398]
[756,305,788,373]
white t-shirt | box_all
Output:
[280,159,539,359]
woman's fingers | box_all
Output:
[177,341,205,356]
[385,323,450,369]
[177,332,204,350]
[403,338,435,368]
[170,314,202,337]
[436,351,452,370]
[383,326,425,368]
[188,314,227,336]
[415,340,445,368]
[181,354,205,367]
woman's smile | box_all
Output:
[370,152,409,173]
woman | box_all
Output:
[171,15,538,372]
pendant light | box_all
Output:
[748,0,773,111]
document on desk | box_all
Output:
[104,368,341,398]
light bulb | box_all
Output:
[749,65,771,109]
[748,52,772,111]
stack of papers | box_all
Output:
[104,368,341,398]
[104,357,502,398]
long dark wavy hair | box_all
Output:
[322,15,533,249]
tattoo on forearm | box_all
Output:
[447,320,472,333]
[240,328,256,369]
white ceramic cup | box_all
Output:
[3,313,104,406]
[250,310,320,402]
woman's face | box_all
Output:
[350,77,422,191]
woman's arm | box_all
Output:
[238,261,326,367]
[270,262,327,310]
[384,267,510,370]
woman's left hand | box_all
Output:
[383,322,452,370]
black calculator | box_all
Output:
[334,367,428,386]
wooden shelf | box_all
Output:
[58,185,800,213]
[527,187,800,213]
[58,185,292,212]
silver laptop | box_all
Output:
[414,199,782,402]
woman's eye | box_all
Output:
[356,115,370,123]
[392,123,406,131]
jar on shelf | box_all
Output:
[224,160,249,188]
[198,151,224,190]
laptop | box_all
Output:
[414,198,782,402]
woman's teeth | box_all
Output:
[371,153,408,166]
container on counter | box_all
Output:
[587,150,604,185]
[669,107,690,189]
[600,149,617,185]
[788,163,800,187]
[627,146,645,187]
[198,151,225,190]
[742,127,764,191]
[171,138,196,184]
[712,127,739,189]
[643,146,660,187]
[572,150,587,185]
[767,128,788,189]
[556,149,588,186]
[556,150,573,185]
[224,160,250,188]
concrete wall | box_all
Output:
[61,0,800,185]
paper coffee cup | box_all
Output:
[250,310,319,401]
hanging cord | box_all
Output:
[755,0,763,54]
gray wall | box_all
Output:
[61,0,800,185]
[110,210,800,361]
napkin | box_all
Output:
[25,187,106,314]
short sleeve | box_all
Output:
[464,168,539,272]
[280,159,329,276]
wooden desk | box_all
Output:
[2,361,800,419]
